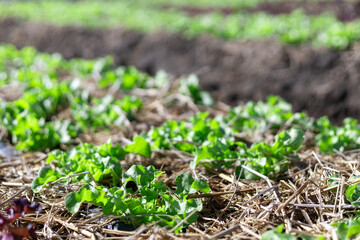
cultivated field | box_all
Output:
[0,1,360,239]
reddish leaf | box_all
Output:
[8,225,37,239]
[10,198,41,215]
[0,198,41,240]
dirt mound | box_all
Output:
[1,18,360,124]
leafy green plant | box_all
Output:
[64,169,207,232]
[346,180,360,207]
[32,137,150,192]
[314,117,360,153]
[70,56,114,77]
[194,128,305,179]
[71,94,142,130]
[240,128,304,179]
[144,112,231,153]
[0,45,158,152]
[32,141,125,192]
[32,142,209,232]
[179,75,214,106]
[192,138,241,169]
[262,224,296,240]
[133,0,262,8]
[227,95,310,132]
[125,136,151,158]
[0,80,80,151]
[333,218,360,240]
[145,106,305,180]
[98,66,148,90]
[0,45,67,86]
[261,224,323,240]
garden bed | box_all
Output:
[1,18,360,124]
[0,44,360,239]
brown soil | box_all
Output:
[164,1,360,22]
[1,18,360,124]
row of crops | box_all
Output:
[1,45,360,154]
[0,0,359,49]
[1,44,360,238]
[127,0,262,8]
